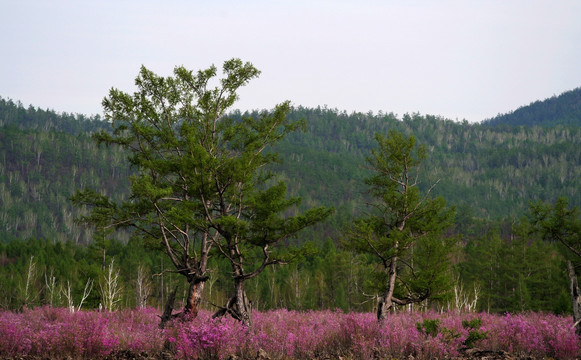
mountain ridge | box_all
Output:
[482,87,581,127]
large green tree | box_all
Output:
[73,59,331,326]
[347,130,457,321]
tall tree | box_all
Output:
[347,130,456,321]
[205,102,332,327]
[73,59,331,326]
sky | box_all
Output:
[1,0,581,123]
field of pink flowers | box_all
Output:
[0,307,578,359]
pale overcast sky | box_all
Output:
[1,0,580,122]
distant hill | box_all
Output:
[482,87,581,127]
[0,96,580,243]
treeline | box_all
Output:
[0,97,109,134]
[0,215,571,314]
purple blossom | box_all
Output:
[0,307,578,359]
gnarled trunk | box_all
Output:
[159,286,178,329]
[234,281,252,327]
[377,255,398,321]
[158,278,207,329]
[213,280,252,327]
[184,280,205,318]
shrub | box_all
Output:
[0,307,578,359]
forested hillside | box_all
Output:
[0,127,124,242]
[0,90,579,314]
[2,97,579,243]
[273,107,580,229]
[0,98,130,243]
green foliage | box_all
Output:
[462,318,482,329]
[462,318,487,348]
[529,197,581,260]
[416,317,486,349]
[0,96,108,134]
[460,224,568,313]
[416,318,441,337]
[0,124,130,244]
[0,237,169,310]
[271,108,581,225]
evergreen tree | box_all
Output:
[347,130,457,321]
[73,59,331,326]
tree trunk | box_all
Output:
[213,280,253,327]
[159,286,178,329]
[184,280,205,318]
[377,256,398,321]
[234,280,252,327]
[158,278,206,329]
[567,261,581,336]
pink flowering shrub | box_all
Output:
[106,307,165,353]
[0,307,578,359]
[165,312,250,359]
[252,309,347,358]
[0,306,164,359]
[0,310,33,356]
[0,307,119,358]
[479,312,579,359]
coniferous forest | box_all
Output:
[0,83,580,320]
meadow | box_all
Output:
[0,307,578,359]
